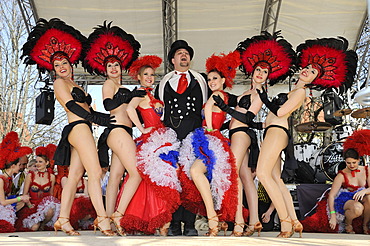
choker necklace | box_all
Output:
[350,169,360,177]
[38,169,47,178]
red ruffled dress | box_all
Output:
[16,171,60,231]
[301,166,369,233]
[117,88,181,234]
[70,178,96,230]
[178,91,238,222]
[0,174,17,232]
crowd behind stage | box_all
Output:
[1,17,370,239]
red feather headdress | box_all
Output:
[0,132,32,169]
[83,21,141,76]
[296,37,357,90]
[128,55,162,80]
[21,18,86,72]
[205,51,241,89]
[36,144,57,171]
[236,31,297,85]
[343,129,370,157]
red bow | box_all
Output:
[351,169,360,177]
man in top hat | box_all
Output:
[155,40,208,236]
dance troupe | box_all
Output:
[1,17,369,238]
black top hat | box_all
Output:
[167,40,194,65]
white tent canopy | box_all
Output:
[30,0,366,77]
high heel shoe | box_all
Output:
[243,221,262,237]
[230,223,245,237]
[345,223,355,234]
[220,222,228,236]
[293,219,303,238]
[205,215,220,237]
[53,217,80,236]
[159,226,169,236]
[277,217,293,238]
[159,222,170,236]
[110,211,126,236]
[94,215,116,236]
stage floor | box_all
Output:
[1,230,369,246]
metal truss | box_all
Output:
[354,16,370,93]
[162,0,178,73]
[16,0,37,34]
[260,0,282,34]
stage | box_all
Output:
[0,230,369,246]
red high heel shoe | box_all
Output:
[243,221,262,237]
[293,219,303,238]
[277,217,293,238]
[94,215,116,236]
[53,217,80,236]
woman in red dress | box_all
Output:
[17,144,60,231]
[115,55,181,235]
[0,131,32,233]
[179,52,240,236]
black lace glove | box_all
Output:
[257,88,280,116]
[66,100,116,126]
[213,95,256,124]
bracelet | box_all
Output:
[206,128,213,132]
[17,196,21,202]
[330,211,336,214]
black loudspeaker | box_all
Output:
[322,90,343,126]
[36,91,55,125]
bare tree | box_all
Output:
[0,0,65,149]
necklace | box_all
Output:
[38,169,47,178]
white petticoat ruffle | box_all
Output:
[136,127,182,192]
[179,130,233,210]
[0,204,16,225]
[23,196,61,229]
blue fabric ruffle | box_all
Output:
[191,128,216,182]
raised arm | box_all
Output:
[258,87,305,117]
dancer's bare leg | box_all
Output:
[240,154,259,226]
[362,195,370,232]
[230,132,251,233]
[190,159,218,229]
[57,144,85,232]
[256,128,291,233]
[105,153,125,217]
[69,124,110,231]
[108,128,141,220]
[344,200,364,231]
[271,157,297,221]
